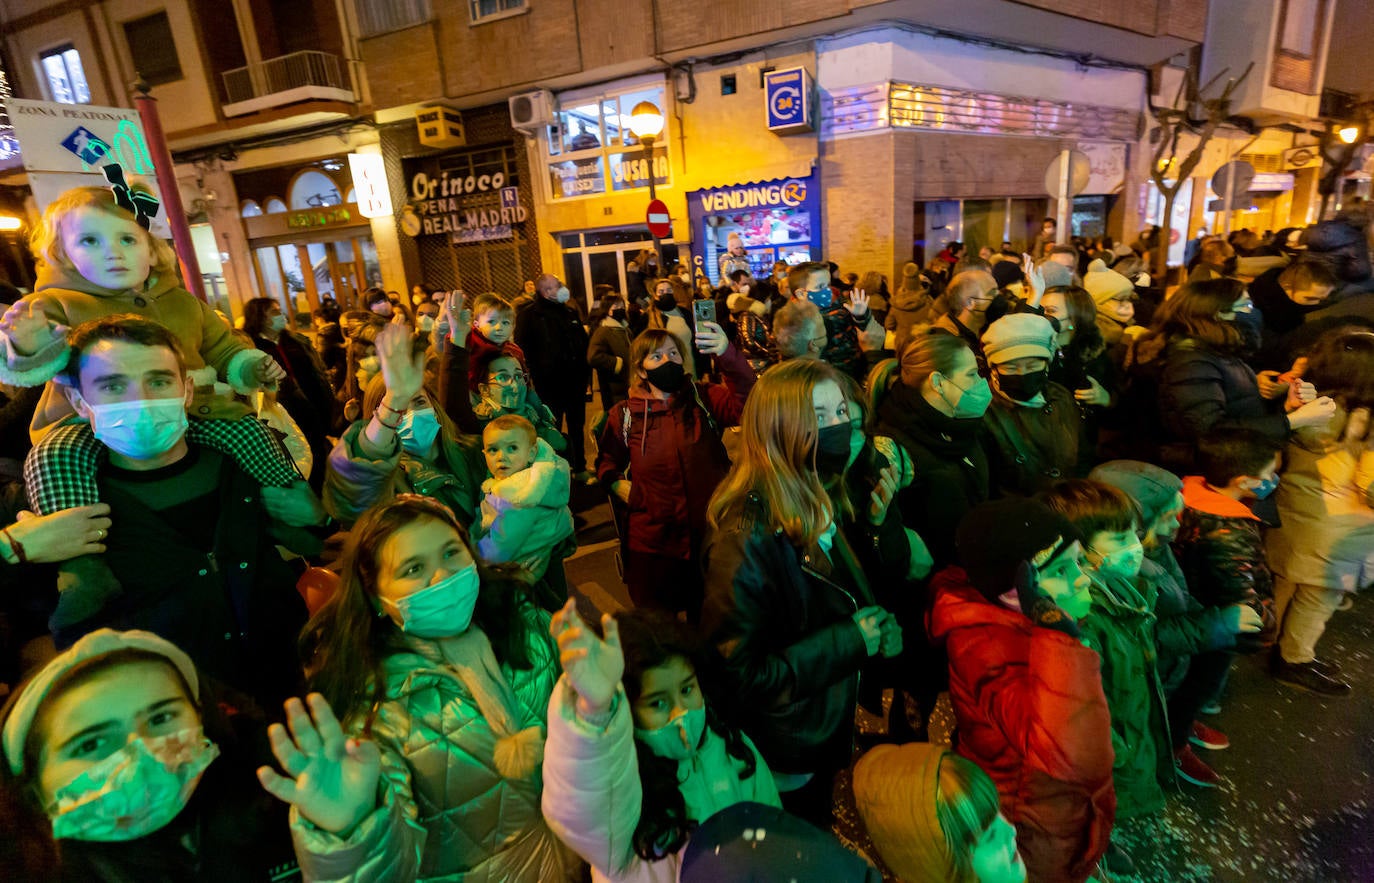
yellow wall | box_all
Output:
[527,52,819,275]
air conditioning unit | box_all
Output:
[509,90,554,132]
[416,105,465,149]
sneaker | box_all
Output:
[1175,745,1221,787]
[1198,700,1223,715]
[1104,841,1137,876]
[1190,721,1230,751]
[1273,658,1352,696]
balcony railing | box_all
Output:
[355,0,433,37]
[221,51,356,117]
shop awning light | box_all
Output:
[628,101,664,141]
[1338,125,1361,144]
[0,216,22,232]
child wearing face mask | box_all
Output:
[542,603,780,883]
[274,495,580,881]
[0,628,299,880]
[464,293,530,390]
[1038,480,1179,875]
[1,182,303,622]
[473,415,575,606]
[1173,429,1285,714]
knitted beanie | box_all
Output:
[1089,460,1183,525]
[956,498,1080,601]
[980,313,1056,365]
[1083,259,1135,305]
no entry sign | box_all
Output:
[646,199,671,238]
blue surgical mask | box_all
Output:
[633,705,707,761]
[1250,476,1279,500]
[397,407,441,456]
[82,396,189,460]
[807,286,833,309]
[381,562,481,639]
[268,314,288,333]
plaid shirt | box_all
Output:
[25,415,303,515]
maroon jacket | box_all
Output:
[596,345,754,560]
[929,567,1116,883]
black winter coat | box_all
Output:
[513,296,590,400]
[873,381,989,569]
[700,491,903,776]
[981,382,1081,498]
[1158,338,1289,462]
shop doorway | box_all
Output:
[558,227,677,312]
[253,236,379,317]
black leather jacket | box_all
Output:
[699,487,904,775]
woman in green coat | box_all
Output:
[258,495,580,882]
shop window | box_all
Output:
[544,82,670,200]
[123,12,182,86]
[469,0,525,25]
[40,45,91,104]
[265,198,287,214]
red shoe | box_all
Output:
[1189,721,1230,751]
[1175,745,1220,787]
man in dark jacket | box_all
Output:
[515,274,592,478]
[47,316,321,710]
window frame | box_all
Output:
[541,78,673,202]
[122,11,183,87]
[468,0,528,27]
[38,44,91,105]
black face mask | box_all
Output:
[815,424,856,475]
[997,369,1049,402]
[644,361,686,393]
[654,293,678,312]
[610,308,627,322]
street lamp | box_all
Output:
[628,100,665,262]
[1338,125,1361,145]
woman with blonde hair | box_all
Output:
[855,742,1026,883]
[700,359,908,828]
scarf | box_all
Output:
[435,628,545,780]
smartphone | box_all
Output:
[693,298,717,327]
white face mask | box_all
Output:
[417,315,436,333]
[555,286,571,304]
[79,396,189,460]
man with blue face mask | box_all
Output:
[515,274,592,481]
[786,261,876,380]
[51,315,327,710]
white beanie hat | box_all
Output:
[1083,259,1134,305]
[981,313,1056,365]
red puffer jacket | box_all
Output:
[596,345,754,561]
[929,567,1116,883]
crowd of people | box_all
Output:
[0,172,1370,883]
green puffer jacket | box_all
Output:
[1078,572,1174,820]
[291,611,582,882]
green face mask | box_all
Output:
[633,705,706,761]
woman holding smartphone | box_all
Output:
[596,321,755,617]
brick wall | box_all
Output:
[361,24,446,110]
[821,134,898,277]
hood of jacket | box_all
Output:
[480,438,570,507]
[889,286,933,313]
[35,260,181,300]
[1181,475,1259,521]
[929,566,1029,642]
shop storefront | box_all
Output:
[688,173,822,284]
[236,159,379,314]
[397,143,537,295]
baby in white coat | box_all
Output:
[475,414,575,584]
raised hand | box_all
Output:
[1022,255,1046,305]
[257,694,381,836]
[550,598,624,718]
[1289,395,1337,430]
[846,289,870,318]
[0,301,61,357]
[375,322,425,405]
[444,291,471,345]
[7,504,112,563]
[694,320,729,357]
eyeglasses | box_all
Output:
[486,370,529,386]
